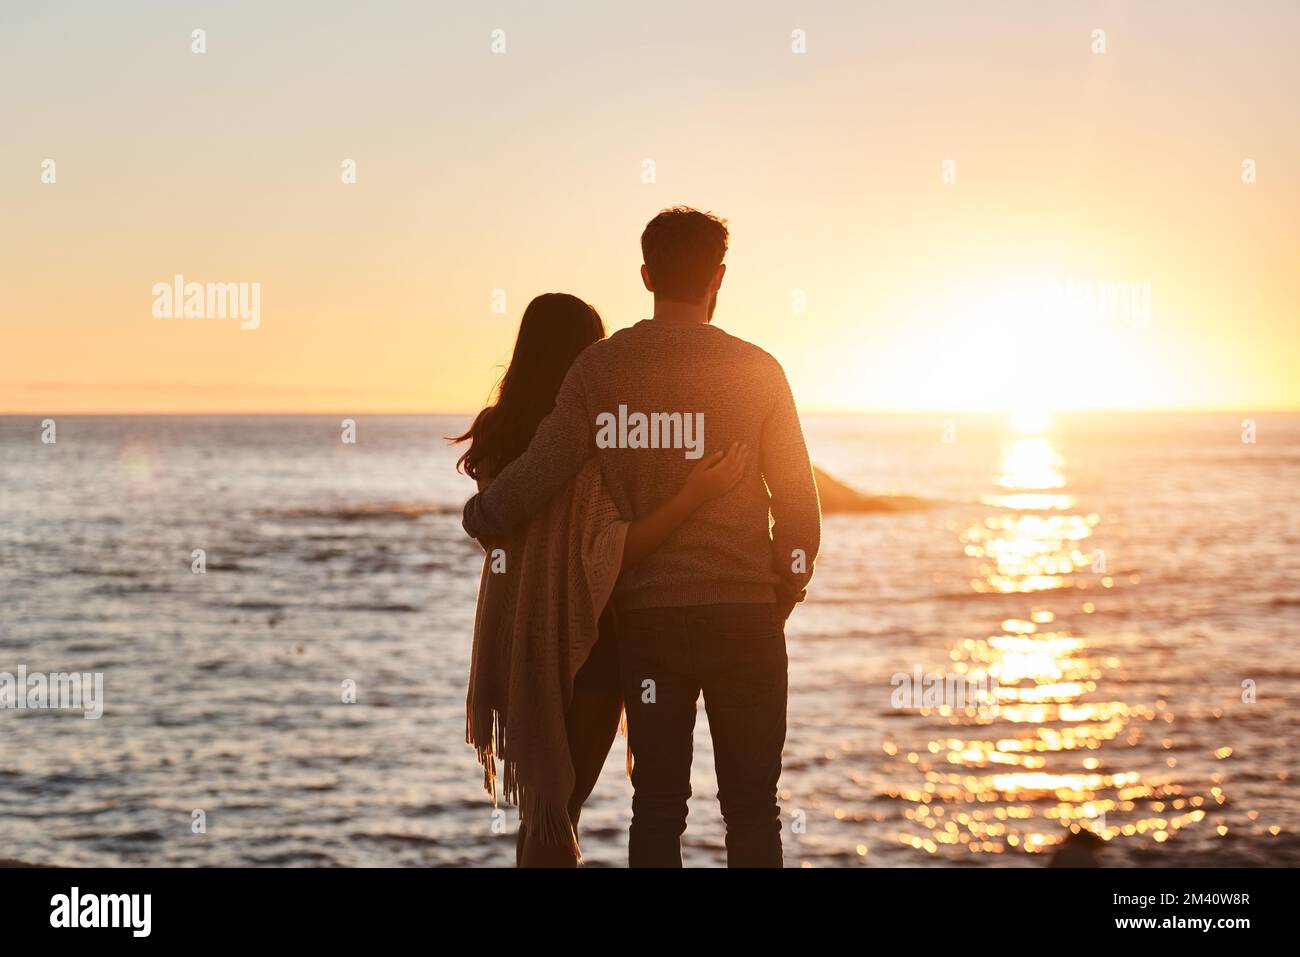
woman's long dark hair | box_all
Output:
[451,293,605,480]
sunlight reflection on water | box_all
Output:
[886,425,1218,860]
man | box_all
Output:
[462,207,821,866]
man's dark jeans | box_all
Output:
[617,602,788,868]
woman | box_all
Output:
[451,292,746,866]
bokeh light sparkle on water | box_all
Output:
[883,418,1250,862]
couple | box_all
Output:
[454,207,821,867]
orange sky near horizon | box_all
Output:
[2,1,1297,416]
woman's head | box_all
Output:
[452,293,605,479]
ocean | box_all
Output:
[1,412,1296,867]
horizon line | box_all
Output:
[2,406,1297,417]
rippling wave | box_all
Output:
[0,413,1295,867]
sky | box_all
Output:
[2,0,1297,414]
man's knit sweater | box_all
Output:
[462,319,821,612]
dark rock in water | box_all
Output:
[1048,829,1106,867]
[813,466,931,514]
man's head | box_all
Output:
[640,207,729,317]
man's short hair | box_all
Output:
[640,207,729,303]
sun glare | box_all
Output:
[894,274,1161,415]
[1009,408,1052,434]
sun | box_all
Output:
[906,273,1146,415]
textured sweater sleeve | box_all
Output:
[462,359,595,540]
[760,359,821,610]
